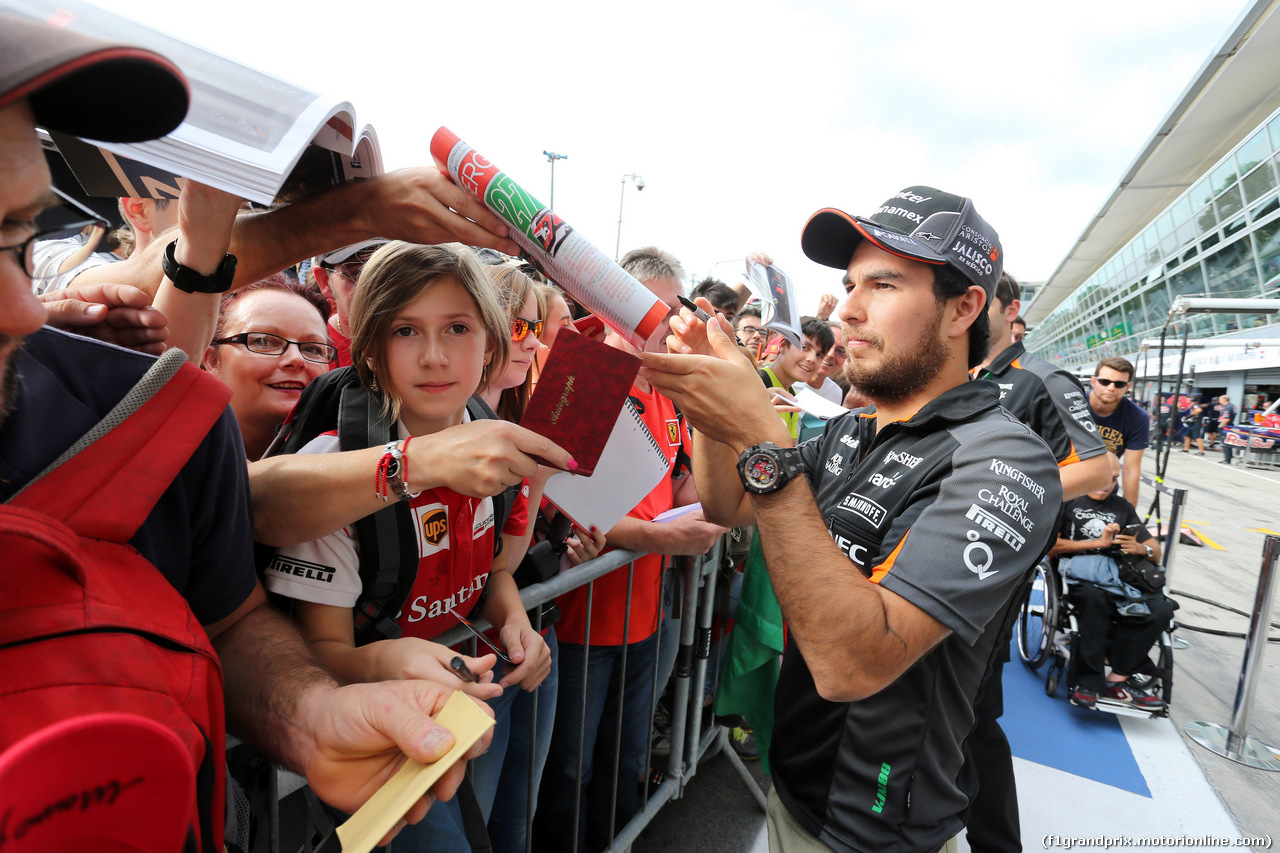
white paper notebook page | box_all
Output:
[543,399,670,533]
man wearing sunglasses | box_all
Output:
[313,239,386,367]
[1087,356,1150,507]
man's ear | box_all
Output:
[1004,298,1021,324]
[201,346,220,373]
[950,286,988,338]
[118,197,149,231]
[313,267,338,314]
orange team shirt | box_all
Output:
[554,383,692,646]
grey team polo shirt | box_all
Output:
[977,341,1106,467]
[771,380,1061,853]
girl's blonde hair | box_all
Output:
[486,262,545,422]
[349,242,509,421]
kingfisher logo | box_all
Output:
[422,509,448,545]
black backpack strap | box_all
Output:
[345,382,419,645]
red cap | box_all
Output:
[0,713,195,852]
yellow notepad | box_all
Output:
[335,691,495,853]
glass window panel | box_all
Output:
[1145,280,1172,329]
[1204,238,1257,298]
[1241,159,1277,204]
[1181,244,1199,264]
[1224,216,1248,239]
[1196,204,1217,234]
[1212,160,1238,195]
[1270,114,1280,151]
[1189,314,1215,336]
[1216,185,1244,220]
[1171,196,1193,226]
[1252,194,1280,222]
[1168,265,1206,300]
[1237,131,1270,174]
[1141,227,1157,252]
[1120,294,1147,336]
[1201,231,1220,251]
[1154,211,1174,239]
[1191,178,1214,209]
[1253,217,1280,290]
[1175,217,1196,248]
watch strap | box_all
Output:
[162,240,237,294]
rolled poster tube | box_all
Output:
[431,127,669,349]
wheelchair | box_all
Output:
[1015,559,1175,718]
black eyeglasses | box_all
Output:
[1094,378,1129,389]
[1,186,110,280]
[511,317,545,342]
[212,332,337,364]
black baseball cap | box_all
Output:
[801,186,1003,299]
[0,10,189,143]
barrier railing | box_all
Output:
[248,535,767,853]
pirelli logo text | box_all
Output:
[836,493,886,529]
[268,555,335,584]
[965,504,1026,551]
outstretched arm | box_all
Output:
[251,421,573,547]
[206,584,492,821]
[73,168,520,299]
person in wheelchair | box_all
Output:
[1048,457,1173,711]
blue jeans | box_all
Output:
[533,632,659,853]
[471,628,559,853]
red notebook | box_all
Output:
[520,332,640,476]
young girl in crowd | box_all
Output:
[264,242,551,852]
[202,274,334,460]
[472,262,605,853]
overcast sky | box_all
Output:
[93,0,1251,311]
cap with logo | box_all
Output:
[317,238,388,268]
[0,10,189,143]
[800,186,1003,300]
[0,713,195,853]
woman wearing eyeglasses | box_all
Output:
[202,274,334,460]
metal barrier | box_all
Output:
[1185,534,1280,771]
[252,535,768,853]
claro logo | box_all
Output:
[422,509,449,545]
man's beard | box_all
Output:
[844,306,949,403]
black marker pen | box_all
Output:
[450,655,479,683]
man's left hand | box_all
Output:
[297,680,493,824]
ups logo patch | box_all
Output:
[422,508,448,545]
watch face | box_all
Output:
[744,452,779,490]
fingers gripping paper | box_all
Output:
[334,692,495,853]
[430,128,669,349]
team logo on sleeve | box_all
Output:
[414,502,450,556]
[666,419,682,447]
[266,555,335,584]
